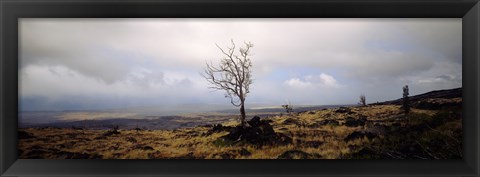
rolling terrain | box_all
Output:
[18,88,462,159]
[19,105,343,130]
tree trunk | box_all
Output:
[240,101,246,127]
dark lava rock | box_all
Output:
[171,152,197,159]
[220,117,292,147]
[248,116,262,127]
[248,116,274,126]
[344,131,378,142]
[238,148,252,156]
[335,107,352,113]
[18,131,35,139]
[414,100,461,110]
[371,88,461,106]
[103,130,120,136]
[348,148,383,159]
[344,116,367,127]
[277,150,322,159]
[142,146,154,151]
[205,124,233,135]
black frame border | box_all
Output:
[1,0,479,177]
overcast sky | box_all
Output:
[19,18,462,111]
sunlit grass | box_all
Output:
[18,99,462,159]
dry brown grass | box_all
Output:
[18,100,462,159]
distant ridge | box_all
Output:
[374,87,462,105]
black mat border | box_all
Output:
[1,0,479,177]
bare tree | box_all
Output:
[202,40,253,127]
[281,100,294,114]
[358,94,366,106]
[281,104,294,113]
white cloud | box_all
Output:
[19,18,462,110]
[417,75,458,84]
[284,73,342,88]
[284,78,312,88]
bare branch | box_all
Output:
[202,40,254,126]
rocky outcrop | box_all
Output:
[219,116,292,147]
[205,124,233,135]
[344,116,367,127]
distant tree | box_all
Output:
[402,85,411,115]
[358,94,366,106]
[202,40,254,127]
[281,104,294,113]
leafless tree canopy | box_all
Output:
[202,40,253,126]
[359,94,366,106]
[281,104,294,113]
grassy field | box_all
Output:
[18,98,462,159]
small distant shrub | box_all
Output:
[103,125,120,136]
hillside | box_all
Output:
[18,88,462,159]
[373,87,461,106]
